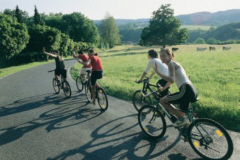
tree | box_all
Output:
[194,38,206,44]
[0,14,29,59]
[140,4,188,48]
[15,5,23,23]
[33,6,43,25]
[207,38,219,44]
[99,13,121,48]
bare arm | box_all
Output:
[149,71,155,79]
[77,58,91,66]
[138,72,147,82]
[42,47,57,58]
[72,47,77,58]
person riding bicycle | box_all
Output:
[75,49,103,105]
[153,48,198,127]
[42,47,67,81]
[137,49,169,98]
[72,47,92,82]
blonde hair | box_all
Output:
[160,48,174,60]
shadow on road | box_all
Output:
[0,92,105,146]
[47,114,182,160]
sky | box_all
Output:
[0,0,240,20]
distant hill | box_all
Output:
[177,9,240,26]
[93,9,240,27]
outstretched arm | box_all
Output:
[42,47,57,58]
[77,58,91,66]
[72,46,78,58]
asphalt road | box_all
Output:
[0,59,239,160]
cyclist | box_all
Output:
[72,47,92,82]
[75,49,103,105]
[137,49,169,98]
[42,47,67,81]
[153,48,198,127]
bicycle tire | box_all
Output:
[138,105,166,139]
[85,84,92,102]
[187,118,233,160]
[97,88,108,110]
[133,90,152,112]
[76,76,84,92]
[52,78,60,94]
[62,81,72,98]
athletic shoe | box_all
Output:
[172,116,188,127]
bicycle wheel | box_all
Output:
[85,84,92,102]
[97,88,108,110]
[133,90,152,112]
[138,105,166,139]
[52,78,60,94]
[187,118,233,160]
[76,76,84,92]
[62,81,72,98]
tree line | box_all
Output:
[0,6,121,66]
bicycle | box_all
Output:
[138,91,233,160]
[48,70,72,98]
[133,77,169,112]
[76,69,91,92]
[84,70,108,110]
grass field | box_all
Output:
[71,44,240,131]
[181,25,212,31]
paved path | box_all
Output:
[0,59,239,160]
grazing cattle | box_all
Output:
[223,46,231,50]
[197,47,207,51]
[209,46,216,51]
[172,47,179,52]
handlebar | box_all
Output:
[48,70,55,73]
[135,77,149,84]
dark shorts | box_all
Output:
[167,83,198,111]
[55,69,67,78]
[157,79,169,98]
[91,71,103,85]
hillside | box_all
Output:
[93,9,240,27]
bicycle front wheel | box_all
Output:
[85,84,92,102]
[133,90,152,112]
[76,76,84,92]
[52,78,60,94]
[97,88,108,110]
[188,118,233,160]
[138,105,166,139]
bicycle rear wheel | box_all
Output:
[85,84,92,102]
[138,105,166,139]
[187,118,233,160]
[133,90,152,112]
[62,81,71,98]
[76,76,84,92]
[97,88,108,110]
[52,78,60,94]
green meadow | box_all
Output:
[71,44,240,131]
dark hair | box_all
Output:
[78,50,84,54]
[148,49,158,58]
[160,48,174,60]
[94,52,99,56]
[88,49,94,54]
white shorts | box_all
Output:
[79,68,92,75]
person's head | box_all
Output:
[94,52,99,56]
[54,50,60,55]
[78,50,84,55]
[159,48,174,63]
[88,49,95,57]
[148,49,158,59]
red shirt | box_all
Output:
[78,54,92,68]
[90,56,103,71]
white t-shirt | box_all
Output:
[144,58,169,79]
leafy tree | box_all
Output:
[3,9,15,19]
[207,38,219,44]
[0,14,29,59]
[194,38,206,44]
[98,13,121,48]
[33,6,43,25]
[24,24,61,53]
[140,4,188,48]
[60,12,99,44]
